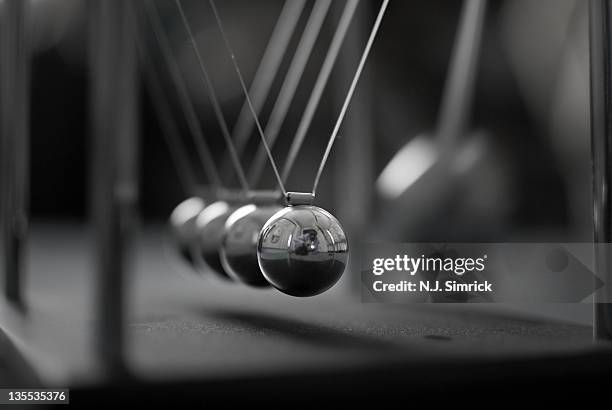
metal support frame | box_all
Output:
[0,0,30,309]
[589,0,612,340]
[89,0,140,374]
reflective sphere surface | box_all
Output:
[193,201,238,279]
[169,197,206,265]
[221,204,282,287]
[257,205,349,297]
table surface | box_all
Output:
[0,223,608,391]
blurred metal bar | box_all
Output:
[89,0,140,373]
[283,0,359,183]
[248,0,332,187]
[133,3,197,196]
[222,0,306,181]
[144,0,222,192]
[0,0,30,308]
[589,0,612,340]
[333,1,373,296]
[435,0,487,152]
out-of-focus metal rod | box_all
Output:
[435,0,487,152]
[589,0,612,341]
[144,68,198,196]
[144,0,222,191]
[0,0,30,308]
[89,0,140,374]
[311,0,388,196]
[131,4,198,196]
[221,0,306,180]
[176,0,250,193]
[282,0,359,183]
[248,0,332,187]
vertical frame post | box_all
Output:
[89,0,140,373]
[589,0,612,340]
[0,0,30,309]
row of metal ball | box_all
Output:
[169,196,349,297]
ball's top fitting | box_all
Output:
[286,192,315,206]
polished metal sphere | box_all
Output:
[169,197,206,265]
[257,205,349,297]
[221,204,282,287]
[193,201,238,280]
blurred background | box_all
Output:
[26,0,590,242]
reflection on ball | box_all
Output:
[193,201,238,280]
[221,204,282,287]
[257,205,349,297]
[169,197,206,265]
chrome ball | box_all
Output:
[169,197,206,265]
[257,205,349,297]
[193,201,238,280]
[221,204,282,287]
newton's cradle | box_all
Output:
[0,0,611,401]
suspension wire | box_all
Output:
[211,0,388,199]
[311,0,389,196]
[246,0,332,187]
[129,3,198,194]
[144,0,221,190]
[175,0,250,193]
[220,0,306,180]
[435,0,487,153]
[146,69,199,195]
[282,0,359,183]
[209,0,290,197]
